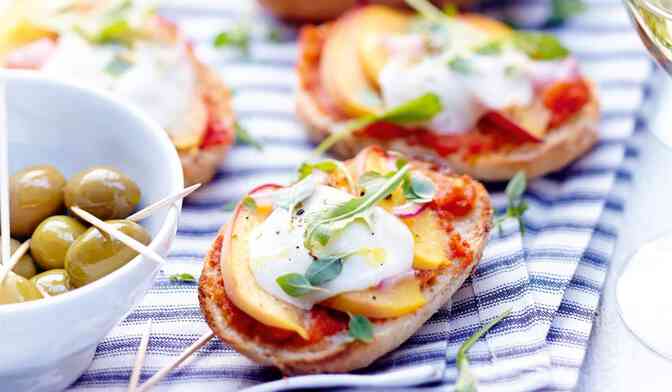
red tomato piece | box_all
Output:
[542,78,591,129]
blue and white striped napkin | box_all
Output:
[68,0,654,391]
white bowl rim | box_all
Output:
[0,69,184,313]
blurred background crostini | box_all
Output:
[257,0,476,22]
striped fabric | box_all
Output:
[68,0,654,391]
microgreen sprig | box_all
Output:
[494,171,528,236]
[168,273,197,283]
[455,308,512,392]
[276,255,344,297]
[298,159,356,194]
[403,172,436,204]
[213,23,251,55]
[304,164,411,249]
[314,93,442,156]
[234,122,263,150]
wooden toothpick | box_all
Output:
[0,239,30,284]
[136,332,215,392]
[71,207,166,266]
[127,184,201,222]
[0,81,11,285]
[128,319,153,392]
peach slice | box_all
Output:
[221,189,309,339]
[357,7,411,87]
[321,276,427,318]
[320,7,405,117]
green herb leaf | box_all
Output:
[403,173,436,202]
[348,315,374,343]
[103,54,133,77]
[169,273,197,283]
[378,93,442,124]
[306,256,343,286]
[495,171,528,236]
[475,41,503,55]
[276,273,314,297]
[242,196,257,211]
[305,165,410,249]
[235,122,263,150]
[549,0,586,25]
[298,161,338,180]
[314,93,442,155]
[505,171,526,201]
[213,24,251,54]
[448,56,473,74]
[512,32,569,61]
[455,308,512,392]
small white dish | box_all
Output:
[0,70,184,392]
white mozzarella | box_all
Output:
[41,32,197,136]
[379,44,573,134]
[248,185,415,310]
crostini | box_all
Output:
[258,0,475,22]
[0,0,235,186]
[199,146,492,374]
[297,2,599,181]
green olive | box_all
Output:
[10,165,66,237]
[65,220,151,288]
[0,237,38,279]
[30,269,71,297]
[30,216,87,270]
[64,166,141,221]
[0,271,43,305]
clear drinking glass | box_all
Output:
[618,0,672,359]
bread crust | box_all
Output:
[179,57,235,186]
[295,20,600,181]
[198,155,493,374]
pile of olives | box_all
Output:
[0,165,151,305]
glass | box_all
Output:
[619,0,672,359]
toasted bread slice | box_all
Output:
[295,15,600,181]
[258,0,475,22]
[198,147,493,374]
[1,11,235,186]
[152,18,236,186]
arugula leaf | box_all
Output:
[548,0,586,26]
[104,54,133,77]
[234,122,263,150]
[348,315,374,343]
[214,24,251,55]
[169,273,196,283]
[512,32,569,61]
[358,171,389,195]
[378,92,442,124]
[305,165,410,248]
[305,256,343,286]
[314,93,442,155]
[403,173,436,203]
[455,308,512,392]
[299,161,337,179]
[494,171,528,236]
[276,273,314,297]
[448,56,473,74]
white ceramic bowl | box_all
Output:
[0,71,184,392]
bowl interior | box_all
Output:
[6,72,182,241]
